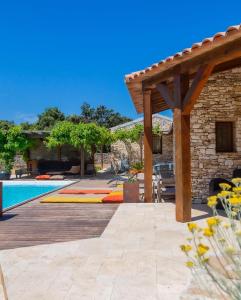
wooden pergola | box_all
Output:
[125,24,241,222]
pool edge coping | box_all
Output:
[2,180,80,213]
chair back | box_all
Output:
[209,178,234,195]
[233,168,241,178]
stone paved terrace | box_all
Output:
[0,203,213,300]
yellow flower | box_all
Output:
[197,243,209,256]
[219,183,232,191]
[203,227,215,237]
[233,187,241,194]
[223,223,230,229]
[217,191,232,198]
[207,196,217,208]
[180,244,192,253]
[228,197,241,206]
[186,261,194,268]
[207,217,220,228]
[187,222,198,233]
[232,178,241,186]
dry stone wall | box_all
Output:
[191,67,241,203]
[111,115,173,165]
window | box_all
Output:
[215,122,234,153]
[153,135,162,154]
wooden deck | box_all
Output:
[0,199,118,250]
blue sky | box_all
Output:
[0,1,241,123]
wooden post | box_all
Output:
[143,90,153,203]
[0,182,2,217]
[174,74,191,222]
[174,110,191,222]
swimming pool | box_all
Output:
[2,181,74,210]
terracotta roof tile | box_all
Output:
[125,24,241,82]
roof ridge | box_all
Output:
[110,113,173,130]
[125,24,241,82]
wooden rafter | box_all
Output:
[156,83,175,109]
[182,64,214,114]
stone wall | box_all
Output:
[94,153,112,169]
[190,67,241,203]
[111,115,173,165]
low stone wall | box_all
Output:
[190,67,241,203]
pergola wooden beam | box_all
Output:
[182,64,214,114]
[173,74,192,222]
[154,67,213,222]
[156,83,175,109]
[143,90,153,203]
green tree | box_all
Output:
[70,123,113,175]
[45,121,74,160]
[65,114,81,124]
[0,126,32,172]
[80,102,132,128]
[36,107,65,130]
[0,120,14,131]
[20,122,36,130]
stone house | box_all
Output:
[110,114,173,165]
[124,24,241,221]
[191,67,241,202]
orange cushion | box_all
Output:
[102,194,123,203]
[35,175,51,180]
[59,189,112,194]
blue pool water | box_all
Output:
[2,184,65,209]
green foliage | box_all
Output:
[46,121,74,149]
[70,123,111,153]
[114,123,162,143]
[0,103,132,133]
[0,126,32,172]
[113,124,143,143]
[153,124,162,136]
[0,120,14,131]
[36,107,65,130]
[19,122,36,130]
[80,102,132,128]
[131,161,144,171]
[65,114,81,124]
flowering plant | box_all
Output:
[181,177,241,299]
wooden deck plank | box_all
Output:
[0,200,118,250]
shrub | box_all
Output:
[181,178,241,299]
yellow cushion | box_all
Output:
[110,191,123,195]
[117,184,123,188]
[41,197,103,203]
